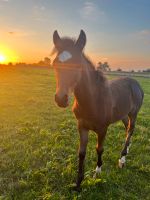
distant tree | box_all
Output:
[97,62,111,71]
[38,57,51,67]
[97,62,103,70]
[117,68,122,72]
[38,60,45,66]
[15,62,27,67]
[44,57,51,66]
[103,62,111,71]
[8,62,13,66]
[143,68,150,72]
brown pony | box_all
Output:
[52,30,144,190]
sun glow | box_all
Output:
[0,54,6,63]
[0,46,18,64]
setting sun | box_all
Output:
[0,46,18,64]
[0,54,6,63]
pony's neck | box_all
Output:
[74,55,106,106]
[81,54,96,76]
[77,54,106,88]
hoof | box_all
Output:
[93,173,101,179]
[118,159,125,168]
[93,166,101,179]
[118,156,126,168]
[72,185,81,192]
[93,173,97,179]
[69,183,81,192]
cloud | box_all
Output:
[33,5,46,14]
[0,0,9,8]
[33,5,47,21]
[8,31,14,35]
[131,29,150,43]
[130,29,150,38]
[127,29,150,47]
[79,1,105,21]
[82,2,95,18]
[137,29,150,37]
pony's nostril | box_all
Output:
[64,94,68,101]
[55,93,69,107]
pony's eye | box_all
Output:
[58,51,72,62]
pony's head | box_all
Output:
[53,30,86,108]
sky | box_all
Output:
[0,0,150,70]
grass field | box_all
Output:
[0,67,150,200]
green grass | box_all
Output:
[0,67,150,200]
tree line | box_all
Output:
[0,58,150,73]
[0,57,51,68]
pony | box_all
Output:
[52,30,144,190]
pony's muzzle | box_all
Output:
[55,94,69,108]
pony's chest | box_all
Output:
[72,103,108,132]
[72,102,95,121]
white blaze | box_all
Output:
[58,51,72,62]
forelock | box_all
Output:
[60,37,76,49]
[51,37,76,55]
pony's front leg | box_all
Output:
[76,126,89,190]
[93,128,107,178]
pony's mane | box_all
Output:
[82,54,95,70]
[83,54,107,83]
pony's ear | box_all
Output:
[53,30,62,50]
[75,30,86,51]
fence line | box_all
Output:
[105,71,150,78]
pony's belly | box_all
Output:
[110,105,131,123]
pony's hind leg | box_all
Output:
[119,115,136,168]
[122,116,129,131]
